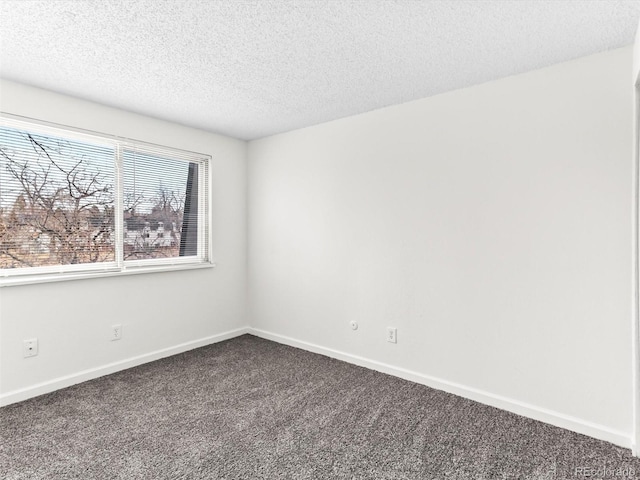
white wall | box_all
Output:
[248,47,634,446]
[1,46,634,448]
[0,80,248,403]
[634,20,640,85]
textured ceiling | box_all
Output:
[1,0,640,140]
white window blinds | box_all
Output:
[0,115,211,280]
[0,124,116,272]
[121,147,208,265]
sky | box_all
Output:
[0,126,190,215]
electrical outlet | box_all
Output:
[387,327,397,344]
[23,338,38,358]
[111,324,123,341]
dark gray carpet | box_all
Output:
[1,334,639,479]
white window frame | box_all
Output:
[0,113,214,286]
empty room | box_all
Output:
[3,0,640,478]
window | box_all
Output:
[0,114,211,283]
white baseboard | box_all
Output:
[249,327,631,449]
[0,326,250,407]
[3,326,630,450]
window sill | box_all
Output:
[0,262,216,287]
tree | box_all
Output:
[123,184,184,260]
[0,133,115,267]
[150,184,184,226]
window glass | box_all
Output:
[122,150,193,261]
[0,116,211,281]
[0,126,115,269]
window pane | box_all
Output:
[0,127,116,269]
[122,150,197,261]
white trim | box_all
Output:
[0,112,213,282]
[0,112,208,159]
[115,143,124,270]
[0,326,249,407]
[249,327,631,449]
[0,261,216,287]
[633,83,640,456]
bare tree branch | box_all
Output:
[0,133,115,267]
